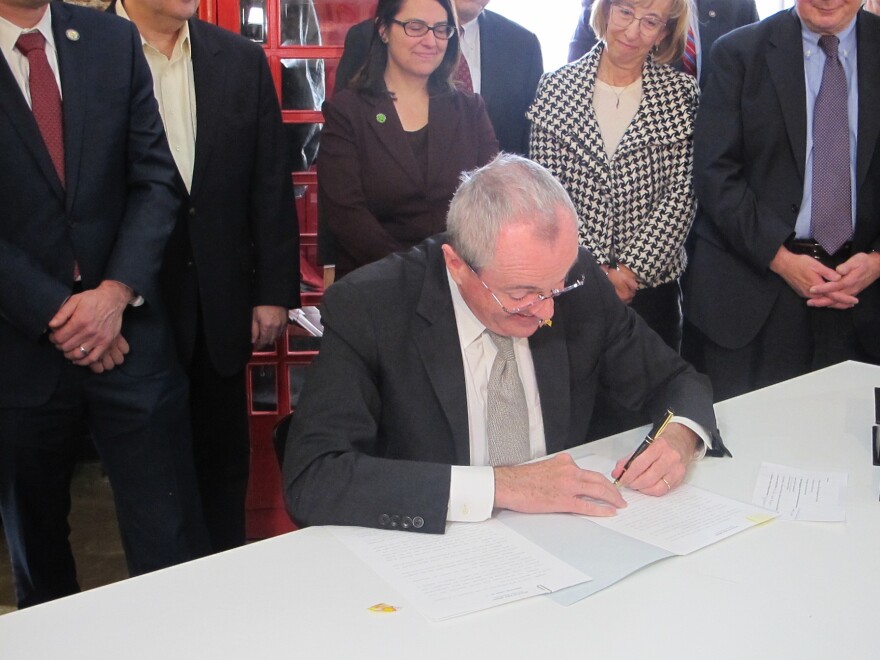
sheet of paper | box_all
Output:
[752,462,848,521]
[330,519,591,621]
[576,455,777,555]
[498,510,672,606]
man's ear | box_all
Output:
[442,244,467,286]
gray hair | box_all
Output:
[446,153,578,270]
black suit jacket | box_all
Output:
[108,5,301,376]
[334,9,542,155]
[0,3,180,407]
[568,0,759,88]
[283,235,721,533]
[317,88,497,278]
[683,9,880,357]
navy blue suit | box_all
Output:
[0,2,206,607]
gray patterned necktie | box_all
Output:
[811,35,852,256]
[485,330,530,466]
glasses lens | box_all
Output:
[613,5,635,25]
[435,24,455,39]
[403,21,428,37]
[641,17,664,33]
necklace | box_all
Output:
[607,79,639,109]
[597,78,642,109]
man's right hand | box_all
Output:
[493,453,627,517]
[769,245,856,305]
[87,335,130,374]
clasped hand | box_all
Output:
[771,247,880,310]
[48,280,132,373]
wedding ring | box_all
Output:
[79,345,89,356]
[662,477,671,492]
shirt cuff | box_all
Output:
[447,465,495,522]
[671,415,710,460]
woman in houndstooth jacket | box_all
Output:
[529,0,696,352]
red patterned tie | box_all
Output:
[811,35,851,255]
[16,31,65,187]
[454,53,473,93]
[682,26,697,78]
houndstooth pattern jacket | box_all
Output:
[528,45,699,288]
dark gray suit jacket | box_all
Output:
[683,9,880,357]
[334,9,542,155]
[284,235,722,533]
[568,0,759,88]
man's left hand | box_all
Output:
[48,280,132,367]
[251,305,289,350]
[610,422,698,496]
[808,251,880,309]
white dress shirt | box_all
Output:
[117,2,197,192]
[458,15,481,94]
[0,7,60,106]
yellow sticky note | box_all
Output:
[747,513,775,525]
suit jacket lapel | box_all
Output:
[53,2,86,210]
[476,11,498,104]
[856,12,880,192]
[189,19,222,199]
[0,7,66,201]
[426,92,460,190]
[413,241,470,465]
[529,308,571,455]
[364,93,424,189]
[766,10,807,183]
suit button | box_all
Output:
[412,516,424,529]
[378,514,390,526]
[401,516,412,529]
[185,260,194,268]
[791,204,799,214]
[390,515,400,527]
[188,207,196,217]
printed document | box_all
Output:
[751,462,847,521]
[330,519,590,621]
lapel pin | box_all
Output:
[376,113,386,124]
[66,29,80,41]
[708,10,716,18]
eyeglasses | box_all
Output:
[609,3,669,37]
[390,19,457,40]
[472,266,586,315]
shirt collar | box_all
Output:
[116,1,191,61]
[446,267,487,348]
[0,4,56,60]
[800,12,857,60]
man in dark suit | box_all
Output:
[683,2,880,401]
[0,0,207,607]
[113,0,301,552]
[568,0,759,88]
[334,0,542,155]
[284,155,725,534]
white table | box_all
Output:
[1,362,878,659]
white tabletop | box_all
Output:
[1,361,878,659]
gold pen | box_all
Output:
[613,409,674,486]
